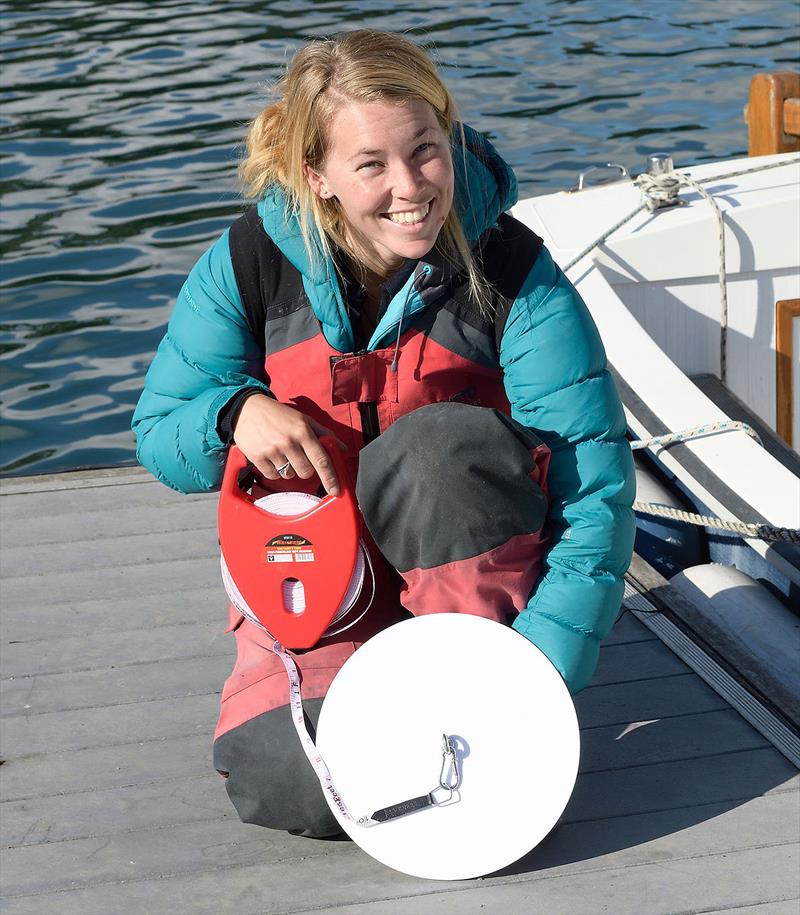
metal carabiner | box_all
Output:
[439,733,460,793]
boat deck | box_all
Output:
[1,468,798,915]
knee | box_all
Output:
[213,698,341,838]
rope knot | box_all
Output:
[635,171,682,211]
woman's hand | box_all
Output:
[232,393,345,495]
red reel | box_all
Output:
[218,439,360,649]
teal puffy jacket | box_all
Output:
[132,128,635,693]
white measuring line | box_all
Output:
[271,641,460,826]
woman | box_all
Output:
[132,29,635,837]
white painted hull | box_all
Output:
[512,153,800,590]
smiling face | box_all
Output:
[304,98,454,278]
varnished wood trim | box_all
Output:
[776,298,800,447]
[746,72,800,155]
[784,97,800,138]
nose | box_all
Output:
[391,160,424,201]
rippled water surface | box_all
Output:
[1,0,798,475]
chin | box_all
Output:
[383,235,440,264]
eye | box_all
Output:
[414,142,434,155]
[357,160,382,171]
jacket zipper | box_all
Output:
[359,401,381,446]
[330,349,381,446]
[339,265,429,448]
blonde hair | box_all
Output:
[240,29,490,309]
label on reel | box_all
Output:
[265,534,315,564]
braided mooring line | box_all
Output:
[633,421,799,543]
[631,420,763,451]
[632,500,800,544]
[563,155,799,273]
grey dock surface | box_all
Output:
[1,468,798,915]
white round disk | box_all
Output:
[315,614,580,880]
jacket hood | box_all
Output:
[257,123,518,353]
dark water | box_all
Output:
[1,0,798,476]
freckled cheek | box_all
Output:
[426,162,454,211]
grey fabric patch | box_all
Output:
[412,303,499,369]
[265,304,321,356]
[356,402,548,571]
[213,698,340,837]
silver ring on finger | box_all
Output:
[276,461,292,477]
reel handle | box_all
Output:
[222,436,353,513]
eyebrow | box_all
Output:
[349,126,431,161]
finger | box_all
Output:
[251,457,280,481]
[308,418,349,452]
[302,437,340,496]
[283,443,316,481]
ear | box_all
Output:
[304,162,334,199]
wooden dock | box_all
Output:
[1,468,798,915]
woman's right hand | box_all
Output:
[232,393,345,496]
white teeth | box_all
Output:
[386,202,430,225]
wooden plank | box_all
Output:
[601,612,657,646]
[0,734,213,802]
[298,845,799,914]
[1,587,225,642]
[0,667,720,753]
[0,648,709,758]
[4,499,217,548]
[702,902,800,915]
[1,836,797,915]
[0,556,222,608]
[1,692,220,758]
[2,790,797,901]
[747,72,800,155]
[1,526,220,578]
[784,96,800,137]
[0,818,336,898]
[2,618,230,679]
[1,774,233,848]
[0,631,685,733]
[574,672,729,727]
[568,746,797,823]
[0,465,153,495]
[579,708,770,773]
[1,651,232,719]
[589,637,689,686]
[0,477,211,513]
[776,298,800,447]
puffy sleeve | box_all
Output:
[131,229,271,493]
[499,245,636,693]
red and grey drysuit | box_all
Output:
[131,126,635,836]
